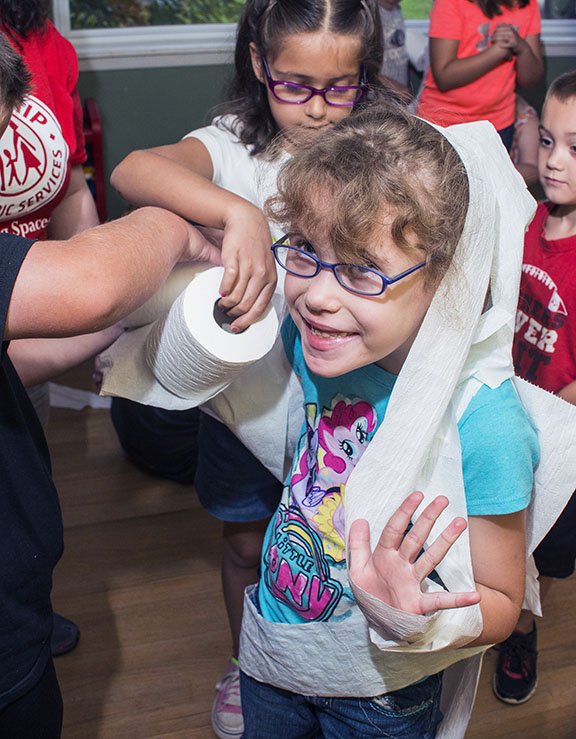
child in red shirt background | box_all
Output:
[494,69,576,706]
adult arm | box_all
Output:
[8,327,123,387]
[5,207,221,341]
[111,138,276,331]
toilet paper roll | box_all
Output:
[121,262,212,328]
[144,266,279,402]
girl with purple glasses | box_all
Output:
[110,2,388,736]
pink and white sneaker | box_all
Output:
[211,658,243,739]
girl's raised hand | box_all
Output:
[217,204,277,332]
[348,492,481,615]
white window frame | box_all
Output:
[53,1,576,72]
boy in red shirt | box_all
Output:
[494,69,576,704]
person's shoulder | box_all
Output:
[36,21,79,71]
[185,115,245,147]
[459,380,539,515]
[281,315,299,366]
[41,20,76,53]
[525,201,551,237]
[459,380,537,449]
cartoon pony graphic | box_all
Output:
[289,396,377,561]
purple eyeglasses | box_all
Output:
[271,235,427,297]
[261,57,367,107]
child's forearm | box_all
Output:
[429,38,509,92]
[466,511,526,646]
[514,37,544,89]
[558,379,576,406]
[111,148,259,230]
[465,582,523,647]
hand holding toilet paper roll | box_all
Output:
[144,266,279,403]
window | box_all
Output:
[68,0,246,30]
[52,0,576,71]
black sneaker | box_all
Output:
[493,623,538,704]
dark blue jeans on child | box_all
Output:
[240,669,443,738]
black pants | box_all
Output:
[0,659,62,738]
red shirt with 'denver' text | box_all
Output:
[514,202,576,393]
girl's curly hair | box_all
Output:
[267,104,470,287]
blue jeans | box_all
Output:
[240,670,443,738]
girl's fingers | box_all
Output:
[375,491,424,552]
[347,519,373,576]
[396,496,449,563]
[412,516,468,582]
[230,282,276,332]
[219,267,249,310]
[421,588,481,613]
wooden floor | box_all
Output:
[46,404,576,739]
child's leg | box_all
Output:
[222,519,269,657]
[312,672,443,739]
[195,413,283,739]
[241,672,443,739]
[494,489,576,704]
[110,398,200,484]
[241,672,322,739]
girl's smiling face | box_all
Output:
[250,30,363,141]
[284,221,435,378]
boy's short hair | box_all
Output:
[0,32,31,117]
[546,70,576,106]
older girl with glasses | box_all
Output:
[109,2,388,736]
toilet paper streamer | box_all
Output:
[142,266,278,403]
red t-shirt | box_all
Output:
[0,21,86,240]
[513,202,576,394]
[417,0,541,130]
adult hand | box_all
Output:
[182,221,224,267]
[348,491,481,615]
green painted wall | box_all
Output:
[79,56,575,221]
[78,64,232,219]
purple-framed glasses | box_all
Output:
[271,234,427,297]
[261,57,367,107]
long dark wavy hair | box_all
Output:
[0,0,51,39]
[222,0,384,156]
[471,0,530,18]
